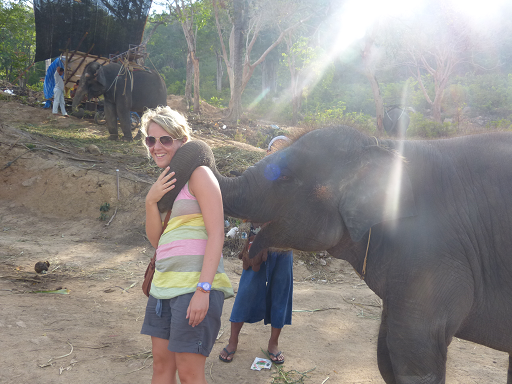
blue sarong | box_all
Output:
[43,58,63,108]
[229,250,293,328]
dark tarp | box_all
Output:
[33,0,152,62]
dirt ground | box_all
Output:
[0,100,509,384]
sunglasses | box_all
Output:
[145,135,176,148]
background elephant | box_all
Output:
[159,127,512,383]
[383,106,410,138]
[72,62,167,141]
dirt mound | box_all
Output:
[166,94,188,114]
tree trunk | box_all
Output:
[432,96,442,122]
[191,51,200,114]
[185,52,193,110]
[216,49,223,92]
[362,35,384,135]
[176,2,200,114]
[227,0,244,123]
[262,59,278,95]
[366,72,384,134]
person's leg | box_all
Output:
[268,326,284,363]
[59,90,67,115]
[265,251,294,363]
[52,90,59,114]
[220,264,268,362]
[219,321,244,361]
[151,336,178,384]
[175,352,207,384]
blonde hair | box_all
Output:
[140,106,192,157]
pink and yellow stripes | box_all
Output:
[150,183,234,300]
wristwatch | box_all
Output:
[197,282,212,293]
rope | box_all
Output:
[362,227,371,278]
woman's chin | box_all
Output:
[153,157,170,168]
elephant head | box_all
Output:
[72,62,107,111]
[159,126,416,259]
[383,107,410,138]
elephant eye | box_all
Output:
[278,170,292,181]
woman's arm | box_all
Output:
[145,167,176,248]
[186,165,225,327]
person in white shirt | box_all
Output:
[53,67,68,116]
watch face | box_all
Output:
[199,282,211,291]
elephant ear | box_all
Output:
[339,145,416,242]
[94,66,107,88]
[157,140,216,213]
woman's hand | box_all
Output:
[186,290,210,327]
[146,167,176,205]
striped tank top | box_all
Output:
[150,182,234,299]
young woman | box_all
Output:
[140,106,233,384]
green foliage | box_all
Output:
[26,81,43,92]
[408,112,455,138]
[99,203,111,212]
[464,73,512,116]
[233,129,246,143]
[302,101,376,134]
[486,119,512,130]
[303,101,347,126]
[167,80,185,95]
[0,1,35,83]
[209,96,224,108]
[160,66,186,88]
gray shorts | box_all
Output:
[141,291,224,357]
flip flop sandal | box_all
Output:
[268,350,285,364]
[219,347,236,363]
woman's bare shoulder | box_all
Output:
[188,166,218,196]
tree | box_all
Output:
[398,2,486,122]
[213,0,312,122]
[361,29,384,134]
[0,0,35,85]
[282,35,319,125]
[167,0,211,113]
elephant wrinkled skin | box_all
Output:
[160,127,512,384]
[72,62,167,141]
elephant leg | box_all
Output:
[508,354,512,384]
[104,101,119,140]
[386,308,448,384]
[117,104,133,141]
[377,308,396,384]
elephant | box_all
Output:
[158,126,512,383]
[72,62,167,141]
[383,106,410,138]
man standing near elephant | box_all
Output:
[52,67,68,117]
[219,136,293,365]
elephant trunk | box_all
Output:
[71,86,87,111]
[213,167,252,219]
[157,140,251,218]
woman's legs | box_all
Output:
[175,352,207,384]
[151,336,177,384]
[152,337,208,384]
